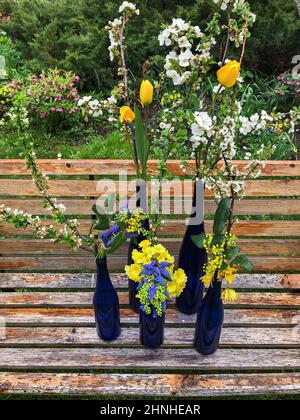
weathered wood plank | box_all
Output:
[0,327,298,346]
[0,348,299,370]
[0,179,299,197]
[1,372,300,396]
[0,291,299,308]
[0,238,299,256]
[0,273,299,290]
[0,255,299,271]
[1,219,299,237]
[1,159,299,176]
[1,198,299,216]
[0,308,298,326]
[2,372,300,396]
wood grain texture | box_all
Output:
[1,219,299,237]
[1,159,300,176]
[0,255,299,271]
[1,198,300,216]
[1,179,300,197]
[0,326,298,346]
[0,238,299,256]
[0,273,299,290]
[0,372,300,397]
[0,348,299,370]
[0,308,298,326]
[0,291,299,308]
[1,372,300,396]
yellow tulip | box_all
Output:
[140,80,153,105]
[119,106,135,124]
[217,60,240,88]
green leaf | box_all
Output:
[97,248,106,260]
[225,246,240,260]
[94,218,110,231]
[92,205,110,230]
[134,105,148,172]
[106,231,127,255]
[191,233,207,249]
[231,255,254,273]
[213,198,231,237]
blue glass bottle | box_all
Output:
[128,230,148,312]
[140,310,165,349]
[93,257,121,342]
[194,277,224,355]
[128,180,149,312]
[176,180,207,314]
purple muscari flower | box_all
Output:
[162,301,167,312]
[141,261,160,277]
[100,231,110,244]
[160,266,172,281]
[110,224,120,235]
[148,284,157,300]
[154,274,166,287]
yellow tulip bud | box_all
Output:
[217,60,240,88]
[119,106,135,124]
[140,80,153,105]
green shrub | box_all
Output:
[0,0,299,92]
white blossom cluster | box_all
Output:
[0,205,83,250]
[78,96,103,119]
[106,2,139,62]
[218,116,237,159]
[190,112,214,147]
[239,110,273,135]
[213,0,256,47]
[205,177,245,200]
[119,1,140,15]
[159,18,217,86]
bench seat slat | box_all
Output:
[1,238,299,256]
[0,348,300,370]
[1,219,299,237]
[1,159,299,176]
[1,372,300,397]
[1,198,300,216]
[0,326,298,346]
[0,292,299,308]
[1,179,300,197]
[0,273,299,290]
[0,255,300,271]
[0,308,298,326]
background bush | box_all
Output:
[0,0,299,92]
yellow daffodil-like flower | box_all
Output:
[119,106,135,124]
[170,268,187,297]
[139,240,151,249]
[217,60,240,88]
[223,266,237,284]
[222,288,238,302]
[140,80,153,105]
[125,263,142,282]
[167,281,178,297]
[201,273,214,287]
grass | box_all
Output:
[0,129,132,160]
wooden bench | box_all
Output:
[0,159,299,398]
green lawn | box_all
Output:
[0,129,132,160]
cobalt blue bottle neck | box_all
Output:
[95,256,114,293]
